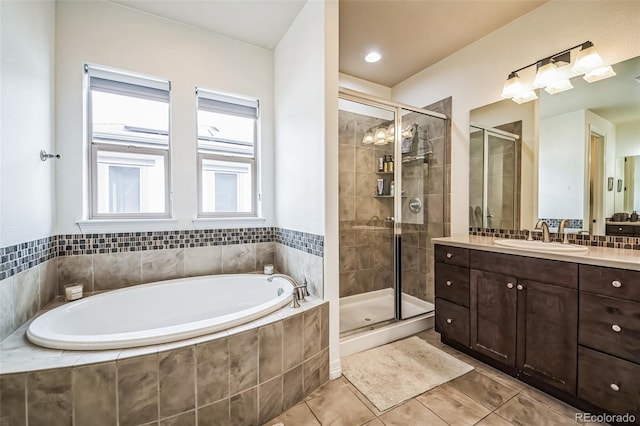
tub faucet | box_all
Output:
[558,219,570,245]
[267,274,307,308]
[535,220,551,243]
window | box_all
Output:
[197,88,259,217]
[86,65,171,218]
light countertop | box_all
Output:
[432,235,640,271]
[606,221,640,226]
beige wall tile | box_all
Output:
[198,399,229,426]
[0,277,15,341]
[228,330,258,395]
[13,268,39,328]
[229,387,257,426]
[259,322,283,383]
[73,362,117,426]
[58,255,93,294]
[118,354,159,426]
[255,242,275,271]
[282,366,303,412]
[258,376,283,424]
[303,308,320,360]
[283,313,303,371]
[39,259,57,308]
[27,369,72,426]
[159,347,196,418]
[196,338,229,406]
[94,251,142,291]
[184,246,222,277]
[159,410,195,426]
[0,373,26,426]
[141,249,184,283]
[221,244,256,274]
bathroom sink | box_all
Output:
[494,239,589,253]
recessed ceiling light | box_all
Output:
[365,52,381,63]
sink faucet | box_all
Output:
[267,274,307,308]
[558,219,570,245]
[535,220,551,243]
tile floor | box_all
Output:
[266,329,605,426]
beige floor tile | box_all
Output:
[416,383,491,426]
[305,377,349,401]
[518,386,581,421]
[306,385,376,426]
[449,370,518,410]
[495,394,579,426]
[472,364,526,392]
[264,402,320,426]
[474,413,515,426]
[344,381,386,417]
[378,399,447,426]
[363,419,385,426]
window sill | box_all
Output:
[192,217,267,229]
[76,219,179,234]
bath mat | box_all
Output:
[341,336,473,411]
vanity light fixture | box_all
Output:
[501,41,614,104]
[365,52,381,63]
[362,130,374,144]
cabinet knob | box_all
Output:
[506,283,514,289]
[618,227,623,231]
[446,253,452,259]
[612,280,622,288]
[612,324,622,333]
[610,383,620,392]
[446,280,452,286]
[446,318,453,324]
[517,284,524,291]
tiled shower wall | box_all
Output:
[0,228,324,342]
[338,110,394,298]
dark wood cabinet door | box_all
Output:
[516,280,578,394]
[470,269,517,367]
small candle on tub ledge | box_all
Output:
[263,264,274,275]
[65,284,83,301]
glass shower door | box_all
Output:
[397,108,444,320]
[338,96,398,334]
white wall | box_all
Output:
[55,0,274,234]
[391,1,640,236]
[616,120,640,157]
[539,111,585,220]
[339,72,391,99]
[273,1,326,235]
[0,0,56,247]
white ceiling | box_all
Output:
[108,0,547,87]
[108,0,306,49]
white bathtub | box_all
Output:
[27,274,294,351]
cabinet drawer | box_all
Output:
[578,346,640,418]
[580,264,640,303]
[435,263,469,307]
[435,245,469,268]
[606,224,635,236]
[579,293,640,364]
[470,250,577,289]
[435,298,469,347]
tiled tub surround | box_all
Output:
[0,227,324,342]
[470,227,640,250]
[0,299,329,426]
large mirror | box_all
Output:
[470,55,640,235]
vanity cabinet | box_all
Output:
[606,223,639,236]
[434,241,640,423]
[468,250,578,394]
[577,264,640,418]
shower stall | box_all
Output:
[338,89,447,354]
[469,124,520,230]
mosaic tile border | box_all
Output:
[275,228,324,257]
[469,227,640,250]
[0,227,325,281]
[57,227,276,256]
[0,236,57,281]
[537,218,583,229]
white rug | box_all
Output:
[341,336,474,411]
